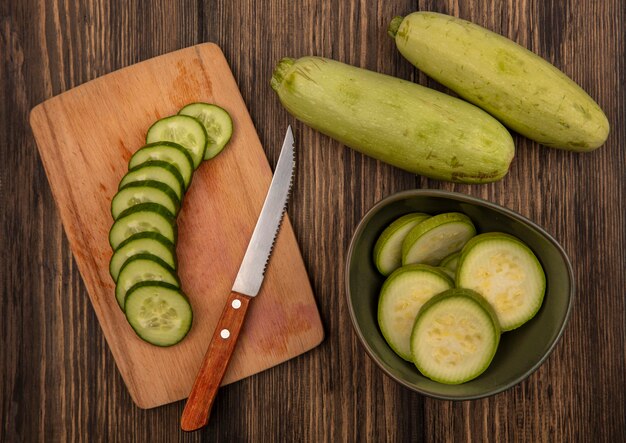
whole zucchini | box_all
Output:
[389,12,609,151]
[271,57,514,184]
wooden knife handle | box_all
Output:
[181,291,251,431]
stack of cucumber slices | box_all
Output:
[373,211,546,384]
[108,103,233,347]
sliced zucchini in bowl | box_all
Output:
[440,251,460,272]
[402,212,476,266]
[378,264,453,361]
[456,232,546,331]
[373,213,431,276]
[411,288,500,384]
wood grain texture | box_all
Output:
[2,0,624,441]
[29,43,323,409]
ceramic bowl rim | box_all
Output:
[345,189,575,400]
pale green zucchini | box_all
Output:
[389,12,609,151]
[271,57,514,183]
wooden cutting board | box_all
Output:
[29,43,324,409]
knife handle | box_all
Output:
[181,291,251,431]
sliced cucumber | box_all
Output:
[111,181,180,219]
[124,282,193,346]
[146,115,207,169]
[411,288,500,384]
[115,253,179,310]
[402,212,476,266]
[373,213,431,276]
[120,161,185,201]
[109,203,176,250]
[378,264,453,361]
[179,103,233,159]
[456,232,546,331]
[129,142,194,189]
[440,251,461,273]
[109,232,176,282]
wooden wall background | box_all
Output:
[1,0,624,441]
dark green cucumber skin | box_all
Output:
[178,102,233,159]
[111,180,181,219]
[122,160,186,198]
[129,142,195,189]
[116,253,180,310]
[145,115,208,169]
[271,56,514,184]
[124,281,193,347]
[108,232,177,281]
[109,203,178,250]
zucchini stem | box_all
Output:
[387,16,404,38]
[271,58,295,91]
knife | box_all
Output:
[180,126,296,431]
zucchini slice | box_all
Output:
[373,213,431,276]
[440,251,460,273]
[111,180,180,219]
[378,264,453,361]
[109,203,177,250]
[124,282,193,347]
[456,232,546,331]
[109,232,176,282]
[402,212,476,266]
[411,288,500,384]
[179,103,233,159]
[120,161,185,201]
[146,115,208,169]
[438,266,456,280]
[115,253,179,310]
[129,142,194,189]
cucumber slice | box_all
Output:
[129,142,194,189]
[109,232,176,282]
[373,213,431,276]
[411,288,500,384]
[402,212,476,266]
[120,161,185,201]
[179,103,233,159]
[109,203,176,250]
[146,115,207,169]
[115,253,179,310]
[456,232,546,331]
[111,181,180,219]
[125,282,193,346]
[378,264,453,361]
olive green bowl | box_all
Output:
[345,190,574,400]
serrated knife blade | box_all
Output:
[181,126,296,432]
[232,125,295,297]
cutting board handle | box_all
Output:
[181,291,251,431]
